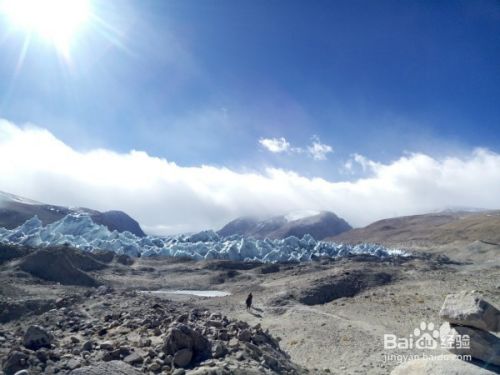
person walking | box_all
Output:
[245,292,253,310]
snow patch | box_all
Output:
[285,210,321,222]
[0,191,41,205]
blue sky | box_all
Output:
[0,1,499,233]
[1,0,499,175]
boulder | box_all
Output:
[99,341,114,351]
[237,329,252,342]
[163,324,210,361]
[35,348,49,363]
[66,358,82,370]
[123,352,143,365]
[163,325,194,354]
[440,291,500,332]
[391,357,498,374]
[69,360,142,375]
[440,322,500,366]
[23,325,54,350]
[81,340,94,352]
[212,341,227,358]
[173,348,193,368]
[2,351,28,375]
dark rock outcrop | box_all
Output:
[18,247,102,287]
[91,210,145,237]
[0,244,30,265]
[296,270,392,305]
[2,351,28,375]
[23,325,53,350]
[0,299,56,323]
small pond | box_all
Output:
[140,290,231,297]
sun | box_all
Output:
[0,0,91,54]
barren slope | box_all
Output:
[329,211,500,247]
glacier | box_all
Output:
[0,213,409,262]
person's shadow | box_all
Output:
[248,309,262,318]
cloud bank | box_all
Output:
[1,119,500,234]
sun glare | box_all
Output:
[1,0,91,54]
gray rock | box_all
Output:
[163,324,210,360]
[70,336,80,344]
[391,357,498,374]
[237,329,252,342]
[252,334,268,345]
[263,353,279,371]
[212,341,227,358]
[440,322,500,366]
[235,351,245,361]
[2,351,28,375]
[81,340,93,352]
[164,325,193,355]
[35,348,49,363]
[69,360,142,375]
[123,352,143,365]
[23,325,54,350]
[187,367,220,375]
[66,358,81,370]
[99,341,114,351]
[206,320,223,328]
[139,338,152,347]
[148,362,162,372]
[440,291,500,332]
[173,348,193,368]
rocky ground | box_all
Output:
[1,286,306,375]
[0,241,499,374]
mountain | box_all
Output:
[0,191,145,237]
[218,210,352,240]
[329,210,500,246]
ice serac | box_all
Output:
[0,190,145,237]
[217,211,352,240]
[0,214,407,262]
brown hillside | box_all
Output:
[329,211,500,246]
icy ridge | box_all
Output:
[0,213,409,262]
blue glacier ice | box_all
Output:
[0,214,409,262]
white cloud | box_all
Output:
[307,136,333,160]
[344,153,380,172]
[259,135,333,160]
[1,119,500,234]
[258,137,291,153]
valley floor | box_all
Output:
[1,241,499,374]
